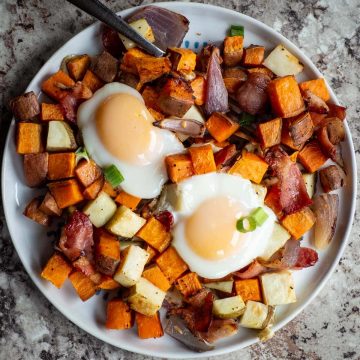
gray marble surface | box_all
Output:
[0,0,359,359]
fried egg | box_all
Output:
[171,173,276,279]
[77,83,184,198]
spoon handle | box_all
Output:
[67,0,165,57]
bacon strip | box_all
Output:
[265,146,312,215]
[59,210,94,261]
[232,260,268,279]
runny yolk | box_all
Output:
[185,196,248,260]
[96,93,158,165]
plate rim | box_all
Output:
[2,2,357,358]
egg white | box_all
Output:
[77,83,184,199]
[171,173,276,279]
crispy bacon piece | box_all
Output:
[204,47,228,115]
[303,89,329,114]
[237,72,271,115]
[214,144,238,169]
[233,260,268,279]
[59,210,94,261]
[73,256,96,277]
[327,103,346,120]
[265,146,312,215]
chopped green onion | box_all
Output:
[104,164,124,188]
[236,216,256,233]
[250,207,269,226]
[75,147,89,164]
[239,112,255,126]
[230,25,244,37]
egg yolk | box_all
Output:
[96,93,160,165]
[185,196,249,260]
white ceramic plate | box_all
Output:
[2,2,357,358]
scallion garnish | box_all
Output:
[236,216,256,233]
[75,147,89,164]
[230,25,244,37]
[239,112,255,126]
[250,207,269,226]
[104,164,124,188]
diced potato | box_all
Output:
[204,280,234,294]
[212,295,246,319]
[119,19,155,50]
[260,271,296,305]
[46,121,77,151]
[113,245,149,287]
[239,300,269,329]
[83,191,117,228]
[127,277,166,316]
[263,44,304,77]
[252,184,267,204]
[260,223,291,261]
[106,205,146,238]
[302,173,316,198]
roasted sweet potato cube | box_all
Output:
[16,122,42,154]
[83,176,105,200]
[242,46,265,67]
[299,78,330,102]
[82,70,104,93]
[120,47,150,74]
[257,117,282,148]
[69,271,96,301]
[287,112,314,147]
[298,141,328,173]
[223,36,244,67]
[268,76,305,118]
[141,86,160,109]
[264,185,283,217]
[247,67,274,78]
[93,51,118,83]
[97,275,121,290]
[23,152,48,187]
[40,103,64,121]
[229,151,268,184]
[157,78,194,118]
[145,244,158,264]
[156,247,188,284]
[23,197,50,226]
[235,278,262,302]
[9,91,40,121]
[137,216,171,252]
[176,272,202,297]
[142,264,171,291]
[95,229,120,276]
[39,192,62,216]
[188,144,216,175]
[47,152,76,180]
[165,153,194,183]
[106,298,133,329]
[41,253,72,288]
[206,112,240,142]
[190,75,206,106]
[169,47,197,73]
[66,54,91,81]
[75,159,102,187]
[136,312,164,339]
[102,180,117,198]
[309,112,326,128]
[223,67,247,93]
[41,70,75,101]
[115,191,141,211]
[136,57,171,84]
[281,207,316,239]
[48,179,84,208]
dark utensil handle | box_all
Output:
[67,0,165,57]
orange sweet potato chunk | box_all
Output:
[156,247,188,284]
[69,271,96,301]
[115,191,141,211]
[169,47,197,74]
[41,253,72,288]
[135,312,164,339]
[66,55,91,81]
[137,216,171,252]
[165,153,194,183]
[298,140,328,173]
[82,70,104,93]
[299,78,330,102]
[176,272,202,297]
[97,275,121,290]
[41,103,64,121]
[257,117,282,148]
[16,122,42,154]
[47,152,76,180]
[75,159,102,188]
[95,229,120,276]
[206,112,240,143]
[188,144,216,175]
[83,176,105,200]
[142,265,171,292]
[242,46,265,67]
[48,179,84,208]
[190,75,206,105]
[281,207,316,239]
[235,278,262,302]
[229,151,268,184]
[41,70,75,101]
[106,298,133,329]
[223,36,244,67]
[135,56,171,84]
[268,75,305,118]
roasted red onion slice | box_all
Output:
[204,47,229,115]
[127,6,189,51]
[312,194,339,249]
[153,118,205,137]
